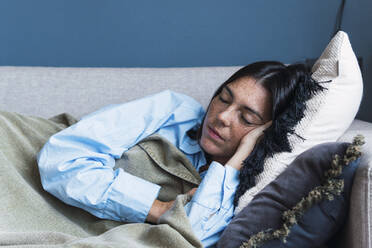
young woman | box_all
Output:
[37,61,312,247]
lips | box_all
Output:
[208,126,224,141]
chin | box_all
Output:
[200,135,223,157]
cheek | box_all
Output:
[206,101,219,117]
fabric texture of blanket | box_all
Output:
[0,111,203,248]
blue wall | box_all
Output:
[0,0,371,121]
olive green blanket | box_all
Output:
[0,111,203,248]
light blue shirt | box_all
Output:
[37,90,240,247]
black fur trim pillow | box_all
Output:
[234,65,325,205]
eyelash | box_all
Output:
[218,96,229,104]
[218,96,252,125]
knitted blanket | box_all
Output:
[0,111,202,248]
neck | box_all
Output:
[205,153,228,166]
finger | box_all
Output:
[248,121,272,142]
[250,120,272,136]
[186,187,198,196]
[256,120,272,133]
[261,120,272,129]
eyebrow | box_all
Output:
[224,85,264,121]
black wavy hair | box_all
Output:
[187,61,325,207]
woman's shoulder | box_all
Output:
[161,90,205,112]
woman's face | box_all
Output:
[199,76,272,165]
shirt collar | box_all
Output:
[179,132,202,154]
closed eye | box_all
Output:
[241,115,253,125]
[219,96,229,104]
[219,96,255,125]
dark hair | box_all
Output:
[188,61,324,207]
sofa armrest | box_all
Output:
[335,119,372,248]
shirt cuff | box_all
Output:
[191,161,240,210]
[103,168,161,223]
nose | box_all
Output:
[217,106,234,127]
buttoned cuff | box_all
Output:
[103,169,161,223]
[191,161,240,209]
[224,163,240,189]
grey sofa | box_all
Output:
[0,65,371,247]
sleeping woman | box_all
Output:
[37,61,314,247]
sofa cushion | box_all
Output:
[332,119,372,247]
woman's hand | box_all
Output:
[146,199,175,223]
[226,121,272,171]
[146,187,197,224]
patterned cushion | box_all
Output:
[218,137,363,248]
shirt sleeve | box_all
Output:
[184,161,240,248]
[37,90,204,223]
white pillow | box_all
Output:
[235,31,363,214]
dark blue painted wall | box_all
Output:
[0,0,371,121]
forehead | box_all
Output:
[224,77,270,101]
[222,76,272,121]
